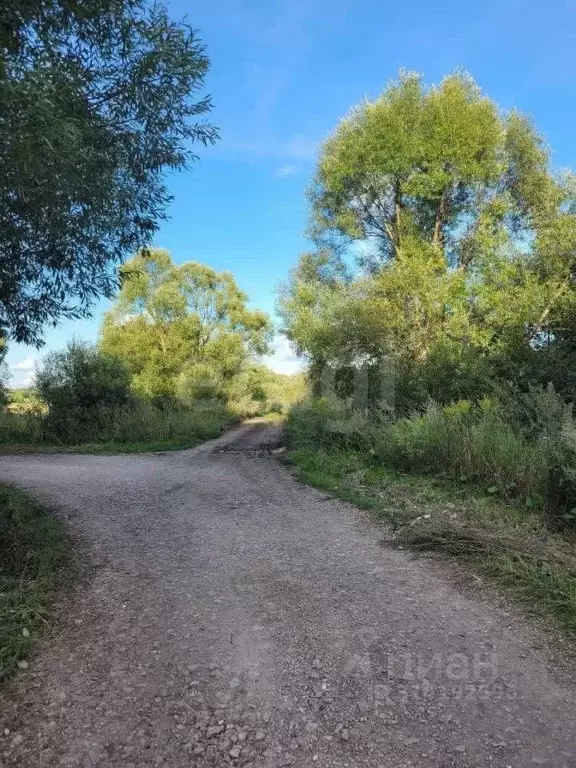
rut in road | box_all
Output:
[0,421,575,768]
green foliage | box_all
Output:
[376,402,547,500]
[286,397,383,453]
[310,70,554,264]
[6,388,34,406]
[226,364,307,416]
[0,483,68,680]
[262,370,307,413]
[281,70,576,408]
[34,340,131,441]
[36,339,130,411]
[0,340,8,406]
[5,387,43,413]
[0,400,236,450]
[176,363,225,403]
[100,249,272,402]
[1,336,238,448]
[0,0,217,344]
[287,388,576,525]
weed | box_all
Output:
[0,484,69,681]
[286,399,576,639]
[0,401,237,453]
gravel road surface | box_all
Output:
[0,421,575,767]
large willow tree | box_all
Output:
[310,70,558,265]
[281,71,576,402]
[0,0,217,344]
[101,249,272,400]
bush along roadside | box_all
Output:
[0,400,238,454]
[285,396,576,638]
[0,339,304,454]
[0,484,69,682]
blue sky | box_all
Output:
[7,0,576,384]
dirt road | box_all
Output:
[1,421,575,767]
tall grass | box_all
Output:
[0,484,69,680]
[286,390,576,522]
[375,401,549,501]
[0,400,237,450]
[286,395,576,636]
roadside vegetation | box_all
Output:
[0,0,303,681]
[0,484,69,681]
[280,71,576,637]
[1,251,305,452]
[3,3,576,672]
[286,399,576,635]
[0,397,237,453]
[0,339,304,453]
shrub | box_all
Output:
[37,341,130,413]
[5,388,44,414]
[226,365,307,416]
[0,400,236,448]
[35,341,131,440]
[286,398,378,452]
[176,363,225,403]
[377,401,546,499]
[286,387,576,524]
[286,398,345,448]
[0,409,46,444]
[0,339,239,449]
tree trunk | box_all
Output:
[433,191,447,250]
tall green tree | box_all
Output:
[310,70,557,269]
[0,0,217,344]
[281,71,576,403]
[100,249,272,400]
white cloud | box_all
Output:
[13,373,34,388]
[274,164,298,178]
[220,132,318,163]
[12,357,37,371]
[8,356,38,388]
[262,335,304,375]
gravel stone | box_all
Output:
[1,421,576,767]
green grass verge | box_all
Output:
[0,484,69,682]
[0,437,212,455]
[288,447,576,638]
[0,410,240,455]
[0,403,239,455]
